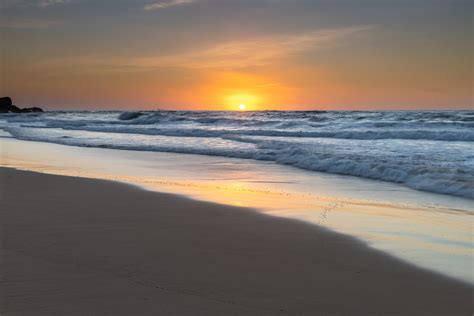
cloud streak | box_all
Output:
[144,0,195,11]
[34,26,372,73]
[37,0,70,7]
[126,25,371,70]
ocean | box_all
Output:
[1,110,473,199]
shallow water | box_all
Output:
[1,137,472,284]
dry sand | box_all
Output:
[0,167,472,315]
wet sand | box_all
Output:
[0,168,472,315]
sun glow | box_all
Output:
[225,93,260,110]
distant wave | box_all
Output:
[118,111,144,120]
[3,110,473,141]
[28,124,474,142]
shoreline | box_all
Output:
[0,167,472,315]
[1,136,471,211]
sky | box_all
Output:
[0,0,472,110]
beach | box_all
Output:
[2,0,473,313]
[0,167,472,315]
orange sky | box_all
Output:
[1,0,472,110]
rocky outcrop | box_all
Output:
[0,97,13,113]
[9,105,21,113]
[20,107,43,113]
[0,97,43,113]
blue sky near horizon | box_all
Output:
[1,0,472,110]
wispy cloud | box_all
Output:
[144,0,195,11]
[36,26,372,72]
[125,26,372,69]
[37,0,70,7]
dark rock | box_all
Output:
[0,97,12,113]
[9,105,22,113]
[23,107,44,113]
[0,96,44,113]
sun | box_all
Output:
[225,93,260,110]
